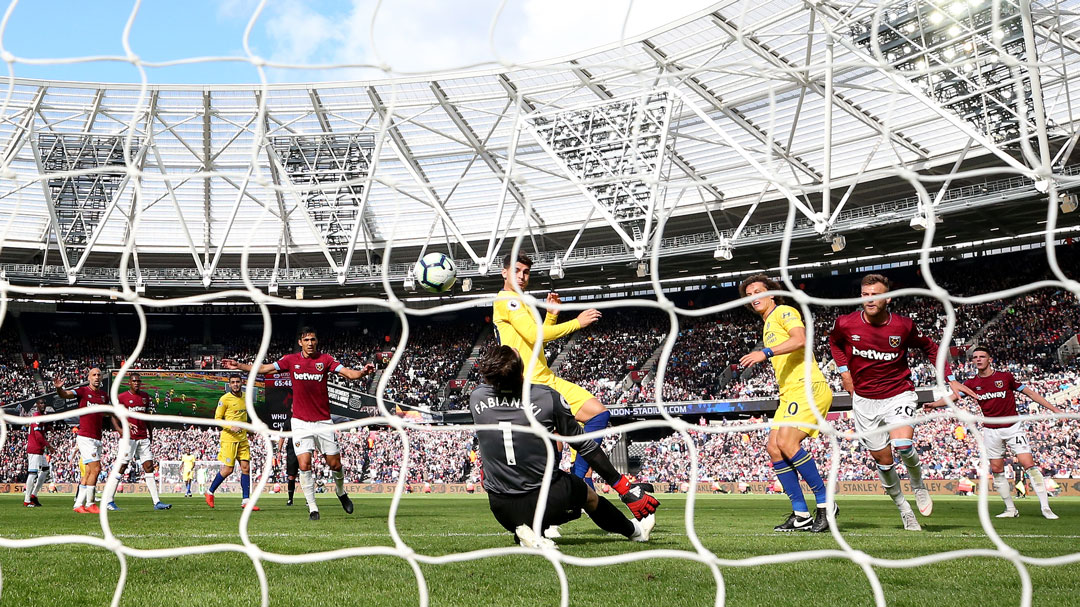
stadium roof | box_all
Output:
[1,0,1079,293]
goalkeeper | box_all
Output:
[470,345,658,547]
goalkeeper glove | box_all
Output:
[613,476,659,520]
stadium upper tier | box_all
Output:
[1,0,1079,290]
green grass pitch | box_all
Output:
[110,373,264,419]
[1,494,1077,607]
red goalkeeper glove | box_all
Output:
[613,476,659,520]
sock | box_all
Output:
[994,472,1016,511]
[75,485,87,508]
[185,480,192,494]
[573,411,610,488]
[240,473,251,500]
[145,473,160,504]
[288,478,296,500]
[790,448,827,506]
[34,468,49,497]
[877,463,906,508]
[24,471,37,502]
[333,469,345,497]
[102,478,117,505]
[299,470,317,512]
[1026,467,1050,509]
[772,459,809,515]
[87,483,96,506]
[208,472,225,494]
[894,439,925,490]
[585,496,635,537]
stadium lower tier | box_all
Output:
[4,393,1078,486]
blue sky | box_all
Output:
[0,0,715,85]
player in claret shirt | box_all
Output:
[101,372,171,511]
[54,367,113,514]
[829,274,978,531]
[223,327,375,521]
[927,347,1064,519]
[23,400,53,507]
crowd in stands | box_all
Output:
[3,246,1080,488]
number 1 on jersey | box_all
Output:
[499,421,517,465]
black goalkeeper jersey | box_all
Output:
[470,383,601,495]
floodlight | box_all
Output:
[831,234,847,252]
[1061,193,1078,214]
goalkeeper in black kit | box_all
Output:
[471,345,658,548]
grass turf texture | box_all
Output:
[1,494,1077,607]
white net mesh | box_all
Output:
[1,1,1080,606]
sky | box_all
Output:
[0,0,717,85]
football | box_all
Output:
[414,252,458,293]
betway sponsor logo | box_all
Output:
[851,346,900,361]
[293,372,325,381]
[976,390,1008,400]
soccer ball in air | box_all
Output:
[414,252,458,293]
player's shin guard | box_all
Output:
[790,448,828,506]
[24,471,37,503]
[586,496,635,538]
[892,439,925,490]
[772,459,809,515]
[145,473,161,504]
[1026,467,1050,509]
[208,472,225,494]
[333,469,345,497]
[994,472,1016,510]
[299,470,317,512]
[240,473,251,500]
[877,463,906,507]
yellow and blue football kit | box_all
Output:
[492,290,596,414]
[764,305,832,437]
[215,393,251,465]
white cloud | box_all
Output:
[251,0,716,81]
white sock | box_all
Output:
[24,472,37,502]
[299,470,317,512]
[1026,467,1050,509]
[144,473,160,504]
[88,483,96,505]
[102,479,117,505]
[75,485,87,508]
[333,469,345,497]
[877,464,906,508]
[898,447,924,490]
[34,468,49,496]
[994,472,1016,510]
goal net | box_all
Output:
[1,1,1079,606]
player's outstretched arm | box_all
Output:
[53,376,76,400]
[925,391,962,409]
[1020,386,1064,415]
[337,362,376,381]
[221,358,276,374]
[506,297,599,343]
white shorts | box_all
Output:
[984,423,1031,460]
[119,438,153,466]
[292,418,339,456]
[27,453,48,472]
[76,436,102,464]
[852,391,918,452]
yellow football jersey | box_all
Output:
[181,453,196,473]
[492,290,580,385]
[763,304,826,389]
[215,393,249,443]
